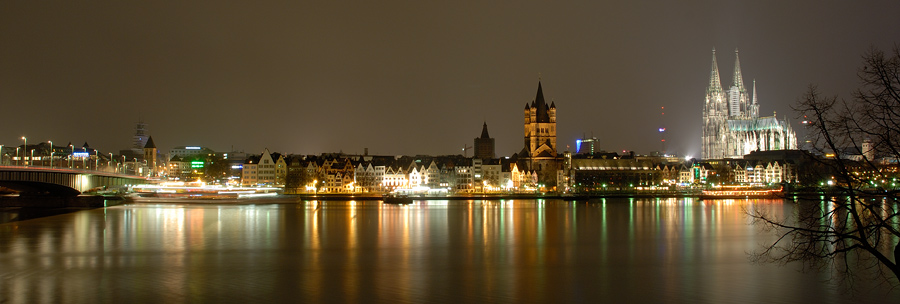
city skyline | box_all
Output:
[2,2,899,157]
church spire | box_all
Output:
[534,81,550,123]
[480,122,491,139]
[732,48,745,92]
[708,48,723,96]
[749,79,760,118]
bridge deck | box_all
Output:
[0,166,146,195]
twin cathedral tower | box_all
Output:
[701,48,797,159]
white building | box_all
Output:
[241,148,283,186]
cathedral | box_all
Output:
[701,49,797,159]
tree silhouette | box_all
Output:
[750,46,900,283]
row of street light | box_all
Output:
[2,136,140,174]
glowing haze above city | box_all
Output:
[1,1,898,157]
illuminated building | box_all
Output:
[730,161,794,184]
[168,146,215,158]
[576,136,598,155]
[167,155,191,178]
[241,148,285,186]
[519,81,561,186]
[567,156,661,190]
[278,153,522,194]
[522,81,557,158]
[701,49,798,159]
[510,162,538,189]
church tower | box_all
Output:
[143,136,157,177]
[474,122,495,159]
[523,81,557,158]
[521,80,559,188]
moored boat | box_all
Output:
[383,194,413,204]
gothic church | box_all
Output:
[701,49,797,159]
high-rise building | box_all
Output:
[701,49,797,159]
[132,120,148,156]
[576,136,598,155]
[474,122,495,159]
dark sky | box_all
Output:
[2,2,899,158]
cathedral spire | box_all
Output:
[749,79,760,118]
[752,79,757,104]
[708,48,723,96]
[732,48,745,92]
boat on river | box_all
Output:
[382,194,413,204]
[699,186,782,199]
[131,184,281,199]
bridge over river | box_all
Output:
[0,166,147,196]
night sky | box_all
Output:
[2,2,899,158]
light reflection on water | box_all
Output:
[0,198,898,303]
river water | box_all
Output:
[1,197,898,303]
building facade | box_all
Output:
[241,148,285,186]
[520,81,560,186]
[701,49,798,159]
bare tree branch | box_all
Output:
[751,45,900,287]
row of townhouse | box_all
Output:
[731,160,797,184]
[564,153,799,190]
[241,148,287,186]
[661,160,796,185]
[242,148,803,192]
[241,150,540,193]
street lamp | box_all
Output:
[69,144,74,169]
[21,137,26,166]
[15,147,20,166]
[0,144,3,165]
[48,140,53,168]
[30,149,34,167]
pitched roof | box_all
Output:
[244,155,261,164]
[480,122,491,139]
[144,136,156,149]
